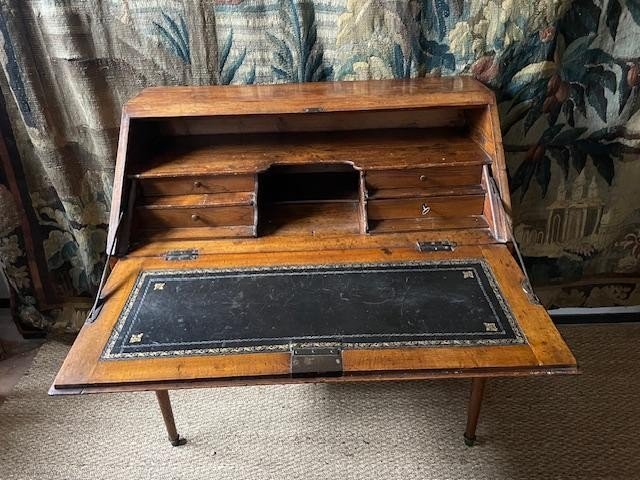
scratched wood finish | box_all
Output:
[107,78,503,250]
[367,185,484,200]
[367,195,485,220]
[136,226,257,242]
[136,205,255,229]
[152,108,468,136]
[50,365,579,396]
[52,244,576,391]
[260,202,362,236]
[57,78,576,397]
[137,129,490,178]
[465,106,511,240]
[125,77,494,118]
[138,192,255,208]
[368,216,489,234]
[365,165,483,190]
[137,174,255,196]
[128,231,495,257]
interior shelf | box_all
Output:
[131,128,490,178]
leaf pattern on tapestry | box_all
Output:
[412,1,457,74]
[153,12,191,64]
[218,29,253,84]
[267,0,332,82]
[504,0,640,198]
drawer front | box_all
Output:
[365,165,482,190]
[367,195,485,220]
[136,205,255,228]
[138,174,255,196]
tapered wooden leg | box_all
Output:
[155,390,187,446]
[463,377,487,447]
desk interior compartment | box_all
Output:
[258,163,364,235]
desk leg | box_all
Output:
[463,377,487,447]
[155,390,187,446]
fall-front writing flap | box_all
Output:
[52,242,576,392]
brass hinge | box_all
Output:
[416,240,457,252]
[164,249,199,261]
[291,348,343,377]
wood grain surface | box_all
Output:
[59,78,576,397]
[53,244,576,392]
[125,78,494,118]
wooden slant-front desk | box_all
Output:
[51,78,578,447]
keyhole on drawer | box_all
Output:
[419,175,427,182]
[191,214,200,222]
[193,180,202,188]
[421,204,431,215]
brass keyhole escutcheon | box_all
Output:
[419,175,427,181]
[191,214,200,222]
[193,180,202,188]
[421,203,431,215]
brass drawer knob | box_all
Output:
[191,214,200,222]
[193,180,202,188]
[419,175,427,181]
[421,203,431,215]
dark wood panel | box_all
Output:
[367,195,485,221]
[138,192,254,208]
[465,106,511,240]
[153,108,468,136]
[368,216,489,234]
[136,174,255,193]
[367,185,484,200]
[138,128,489,177]
[365,165,483,190]
[136,205,254,228]
[260,202,361,235]
[136,226,256,242]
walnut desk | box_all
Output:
[50,78,577,447]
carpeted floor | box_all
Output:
[0,324,639,480]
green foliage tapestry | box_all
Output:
[0,0,638,332]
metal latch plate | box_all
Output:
[416,241,457,252]
[164,249,199,261]
[291,348,343,376]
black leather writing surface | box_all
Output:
[102,260,525,359]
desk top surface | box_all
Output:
[102,260,524,360]
[124,78,493,118]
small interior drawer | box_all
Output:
[138,174,255,196]
[136,205,255,228]
[365,165,482,191]
[367,194,485,220]
[367,185,484,200]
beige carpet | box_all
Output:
[0,324,639,480]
